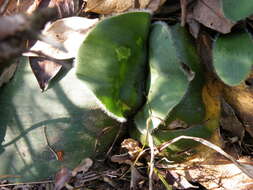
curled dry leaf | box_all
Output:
[72,158,93,176]
[121,138,142,158]
[111,139,142,165]
[84,0,166,14]
[54,167,72,190]
[190,0,235,33]
[111,153,132,165]
[29,57,64,91]
[0,62,17,87]
[26,16,99,60]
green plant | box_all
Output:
[76,9,253,160]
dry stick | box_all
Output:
[43,126,60,161]
[26,50,73,68]
[180,0,187,26]
[0,180,54,187]
[0,0,10,15]
[158,135,253,179]
[106,123,124,156]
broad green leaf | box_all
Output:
[76,12,151,121]
[134,23,198,133]
[0,58,121,182]
[213,31,253,86]
[130,74,221,161]
[131,65,221,161]
[130,124,212,161]
[222,0,253,21]
[165,72,205,126]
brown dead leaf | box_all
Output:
[220,98,245,141]
[54,167,72,190]
[173,155,253,190]
[121,138,142,158]
[111,139,143,165]
[187,16,200,38]
[190,0,235,33]
[111,153,132,165]
[29,57,63,91]
[147,0,166,12]
[165,170,198,189]
[84,0,165,14]
[222,72,253,138]
[72,158,93,176]
[3,0,34,15]
[85,0,132,14]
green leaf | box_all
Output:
[222,0,253,21]
[76,12,151,121]
[213,31,253,86]
[130,123,212,161]
[165,73,205,126]
[0,58,121,182]
[134,23,198,133]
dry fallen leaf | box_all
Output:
[3,0,35,15]
[165,170,198,189]
[72,158,93,176]
[190,0,235,33]
[84,0,166,14]
[111,138,144,165]
[29,57,64,91]
[158,136,253,179]
[222,72,253,138]
[174,155,253,190]
[121,138,142,158]
[220,98,245,141]
[26,16,99,59]
[54,167,72,190]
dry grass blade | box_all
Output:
[153,168,172,190]
[0,0,11,15]
[0,180,54,188]
[180,0,187,26]
[158,135,253,179]
[148,132,154,190]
